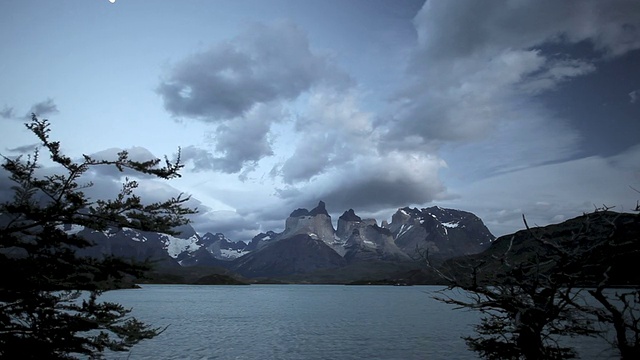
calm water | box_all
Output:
[100,285,616,360]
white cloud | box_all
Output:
[279,89,376,183]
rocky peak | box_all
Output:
[339,209,362,222]
[280,201,337,252]
[289,201,329,217]
[309,201,329,216]
[290,208,310,217]
[389,206,494,259]
[200,232,227,246]
[246,230,278,251]
[336,209,363,240]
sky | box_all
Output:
[1,0,639,241]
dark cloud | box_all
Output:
[25,98,58,118]
[319,176,446,212]
[413,0,640,63]
[208,104,278,173]
[158,22,349,174]
[157,21,351,121]
[180,146,216,172]
[279,133,339,183]
[6,143,40,154]
[181,104,284,174]
[277,151,449,213]
[1,106,14,119]
[383,0,640,160]
[189,208,261,241]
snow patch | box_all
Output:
[121,227,148,242]
[219,248,250,260]
[441,221,459,229]
[397,224,413,238]
[161,234,200,258]
[363,240,376,248]
[57,224,84,235]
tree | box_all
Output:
[425,208,640,359]
[0,115,196,359]
[569,205,640,359]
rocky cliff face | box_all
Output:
[278,201,345,255]
[337,209,410,262]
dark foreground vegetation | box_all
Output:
[426,208,640,359]
[141,266,248,285]
[0,116,195,359]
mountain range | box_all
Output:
[66,201,495,282]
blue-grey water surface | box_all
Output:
[101,285,616,360]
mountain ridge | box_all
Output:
[58,201,495,280]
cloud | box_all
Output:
[189,209,261,241]
[157,21,352,175]
[5,143,40,154]
[85,147,167,180]
[25,98,58,118]
[438,145,640,236]
[180,146,217,172]
[519,58,596,94]
[277,150,449,212]
[179,103,287,174]
[440,102,582,180]
[382,0,639,176]
[412,0,640,61]
[1,106,14,119]
[279,89,375,183]
[630,89,640,103]
[208,103,284,173]
[387,49,550,145]
[157,21,350,121]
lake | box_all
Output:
[100,285,617,360]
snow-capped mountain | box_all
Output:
[199,232,250,260]
[61,202,494,278]
[230,202,493,277]
[71,225,201,268]
[389,206,494,259]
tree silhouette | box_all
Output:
[0,115,196,359]
[425,208,640,359]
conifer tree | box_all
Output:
[0,115,196,359]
